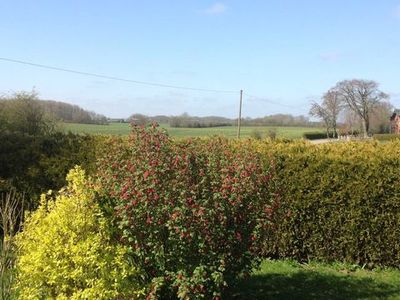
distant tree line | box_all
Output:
[169,113,232,128]
[241,114,316,127]
[0,93,108,125]
[39,100,108,124]
[127,112,315,128]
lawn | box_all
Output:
[61,122,323,139]
[228,260,400,299]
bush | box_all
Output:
[254,140,400,267]
[303,132,334,140]
[267,128,277,140]
[15,167,145,299]
[250,129,262,140]
[0,131,100,207]
[373,133,400,141]
[97,124,275,299]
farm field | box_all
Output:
[229,260,400,300]
[61,122,323,139]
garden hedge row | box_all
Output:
[373,133,400,141]
[303,132,334,140]
[15,129,400,299]
[254,140,400,267]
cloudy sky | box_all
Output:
[1,0,400,118]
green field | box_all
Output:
[229,260,400,299]
[61,122,323,139]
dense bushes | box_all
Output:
[12,124,400,297]
[0,91,103,207]
[303,132,335,140]
[0,132,101,206]
[373,133,400,141]
[15,167,145,299]
[255,140,400,267]
[97,124,275,299]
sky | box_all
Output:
[1,0,400,118]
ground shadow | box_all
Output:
[227,270,400,300]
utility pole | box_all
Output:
[237,89,243,139]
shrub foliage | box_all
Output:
[97,124,274,299]
[373,133,400,141]
[255,140,400,267]
[15,167,145,299]
[303,132,335,140]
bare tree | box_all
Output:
[340,107,361,136]
[309,89,342,138]
[335,80,389,138]
[309,102,332,138]
[369,101,393,134]
[322,89,342,137]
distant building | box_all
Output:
[390,109,400,134]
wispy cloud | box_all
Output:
[204,2,227,15]
[319,51,341,62]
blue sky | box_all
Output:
[1,0,400,118]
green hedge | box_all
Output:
[373,133,400,141]
[255,140,400,267]
[0,131,103,206]
[303,132,334,140]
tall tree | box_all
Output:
[1,91,55,136]
[321,89,342,137]
[309,89,342,138]
[369,101,393,134]
[309,102,332,138]
[335,80,388,138]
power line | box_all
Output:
[243,92,302,109]
[0,57,238,94]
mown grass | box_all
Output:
[228,260,400,300]
[61,122,323,139]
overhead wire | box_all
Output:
[0,57,238,94]
[243,92,304,109]
[0,57,308,110]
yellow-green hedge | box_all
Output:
[15,167,145,299]
[253,139,400,267]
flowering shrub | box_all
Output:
[97,124,275,299]
[15,167,145,299]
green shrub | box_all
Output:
[373,133,400,141]
[97,124,275,299]
[15,167,145,299]
[303,132,334,140]
[255,140,400,267]
[0,131,101,207]
[267,128,277,140]
[250,129,263,140]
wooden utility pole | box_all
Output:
[237,89,243,139]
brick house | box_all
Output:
[390,109,400,134]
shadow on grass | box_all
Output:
[227,271,400,300]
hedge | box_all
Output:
[373,133,400,141]
[303,132,335,140]
[254,140,400,267]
